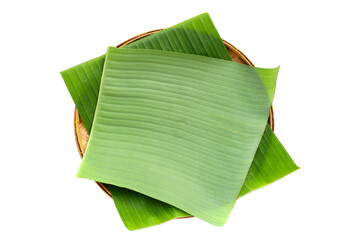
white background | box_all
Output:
[1,0,359,239]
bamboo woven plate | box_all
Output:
[74,29,275,198]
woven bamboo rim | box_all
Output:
[74,29,275,198]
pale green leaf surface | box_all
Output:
[76,47,279,226]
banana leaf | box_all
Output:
[107,186,190,230]
[238,124,299,197]
[77,47,279,226]
[61,13,298,230]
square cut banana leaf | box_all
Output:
[77,47,279,226]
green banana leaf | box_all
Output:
[107,186,190,230]
[77,47,279,226]
[61,13,298,230]
[61,55,104,131]
[239,124,299,197]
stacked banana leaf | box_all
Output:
[61,13,298,230]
